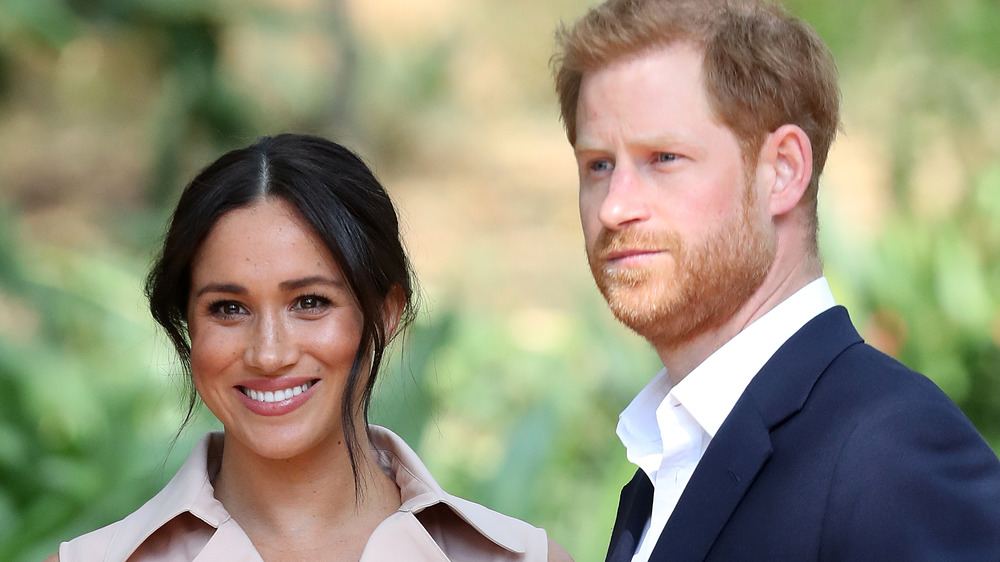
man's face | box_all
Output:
[573,43,775,350]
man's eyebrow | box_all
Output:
[278,276,346,291]
[573,137,605,155]
[574,134,700,154]
[194,283,246,298]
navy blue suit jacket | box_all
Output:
[606,306,1000,561]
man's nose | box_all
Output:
[244,312,299,375]
[598,163,651,230]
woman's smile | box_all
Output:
[186,198,365,461]
[239,379,318,403]
[235,378,321,416]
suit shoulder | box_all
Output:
[814,341,993,452]
[818,356,1000,552]
[821,341,956,406]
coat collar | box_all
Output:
[104,432,233,561]
[368,425,531,554]
[101,426,532,560]
[646,306,863,560]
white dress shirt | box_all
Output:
[617,277,837,562]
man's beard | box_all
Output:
[587,182,775,351]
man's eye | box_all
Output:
[590,160,613,172]
[656,153,678,163]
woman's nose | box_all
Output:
[243,312,299,374]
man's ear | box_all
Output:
[760,124,813,217]
[381,285,406,341]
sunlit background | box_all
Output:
[1,0,998,559]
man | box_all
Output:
[551,0,1000,560]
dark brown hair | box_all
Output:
[146,133,417,494]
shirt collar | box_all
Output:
[674,277,835,437]
[618,277,836,454]
[616,368,671,474]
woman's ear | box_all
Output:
[381,285,406,341]
[761,124,813,217]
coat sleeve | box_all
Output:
[821,397,1000,560]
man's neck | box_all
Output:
[657,257,822,386]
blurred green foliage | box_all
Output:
[0,0,998,561]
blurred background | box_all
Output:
[0,0,998,559]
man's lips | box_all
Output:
[604,248,666,263]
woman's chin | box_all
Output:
[225,425,343,463]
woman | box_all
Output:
[48,134,572,561]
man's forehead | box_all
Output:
[580,40,705,81]
[575,46,737,146]
[578,47,709,111]
[577,43,707,101]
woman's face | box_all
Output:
[187,197,364,461]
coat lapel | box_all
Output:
[649,306,863,560]
[605,469,655,562]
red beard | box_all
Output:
[588,182,774,350]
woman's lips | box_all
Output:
[240,380,316,403]
[235,378,320,416]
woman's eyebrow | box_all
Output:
[278,276,345,291]
[193,277,345,297]
[194,282,246,298]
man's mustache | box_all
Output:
[591,228,681,261]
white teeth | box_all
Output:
[242,381,314,403]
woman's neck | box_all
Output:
[212,427,401,561]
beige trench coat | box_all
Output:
[59,427,548,561]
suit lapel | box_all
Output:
[649,306,863,560]
[606,469,655,562]
[650,397,772,560]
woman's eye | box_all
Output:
[296,295,331,311]
[210,301,247,318]
[656,152,678,163]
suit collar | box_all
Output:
[606,469,654,562]
[744,306,862,428]
[649,306,863,560]
[673,277,837,438]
